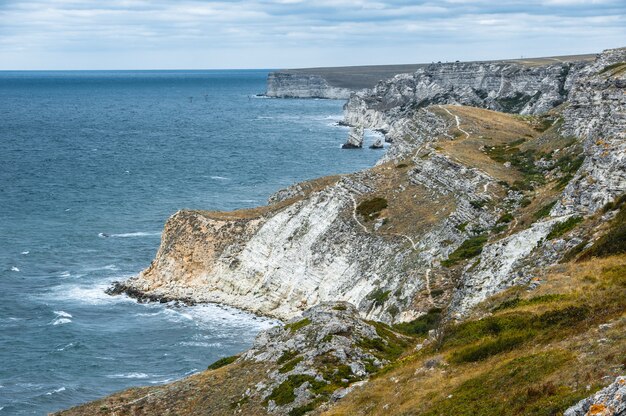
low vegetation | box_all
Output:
[356,197,388,221]
[284,318,312,332]
[547,216,583,240]
[207,355,238,370]
[442,234,488,267]
[325,253,626,416]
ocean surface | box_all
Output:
[0,70,383,414]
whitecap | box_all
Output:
[65,208,71,212]
[101,232,161,238]
[52,318,71,325]
[10,266,19,272]
[56,342,75,351]
[210,176,229,180]
[59,271,71,278]
[54,310,72,318]
[46,387,66,395]
[62,284,128,305]
[149,378,173,384]
[21,251,29,255]
[106,373,149,379]
[179,341,223,348]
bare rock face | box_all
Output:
[343,59,589,132]
[341,126,364,149]
[564,376,626,416]
[266,72,352,99]
[553,47,626,216]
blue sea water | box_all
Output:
[0,70,383,415]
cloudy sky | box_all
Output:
[0,0,624,69]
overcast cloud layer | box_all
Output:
[0,0,624,69]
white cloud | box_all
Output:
[0,0,623,68]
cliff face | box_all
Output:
[114,48,625,325]
[343,59,589,132]
[266,72,352,99]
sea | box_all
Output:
[0,70,383,414]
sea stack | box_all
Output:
[342,126,364,149]
[370,137,384,149]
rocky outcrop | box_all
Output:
[54,302,409,416]
[564,376,626,416]
[341,126,364,149]
[553,47,626,216]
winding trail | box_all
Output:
[424,268,434,305]
[439,105,470,139]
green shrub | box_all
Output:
[579,205,626,259]
[267,374,322,405]
[279,357,304,374]
[470,200,487,209]
[394,307,442,336]
[442,234,488,267]
[497,213,514,224]
[450,331,533,363]
[456,222,468,232]
[289,402,317,416]
[395,163,409,169]
[367,288,391,307]
[547,216,583,240]
[358,321,409,361]
[277,350,299,365]
[493,294,567,312]
[356,197,388,221]
[284,318,311,332]
[599,62,626,74]
[207,355,238,370]
[560,239,589,263]
[534,201,557,220]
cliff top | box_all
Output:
[274,53,598,90]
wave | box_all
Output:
[21,251,29,255]
[210,176,229,180]
[52,318,71,325]
[46,387,66,395]
[10,266,19,272]
[99,232,161,238]
[178,341,223,348]
[106,373,150,379]
[54,310,72,318]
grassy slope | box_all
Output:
[323,252,626,416]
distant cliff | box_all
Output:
[266,55,595,100]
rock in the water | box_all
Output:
[342,126,364,149]
[564,376,626,416]
[369,138,384,149]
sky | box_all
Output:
[0,0,624,70]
